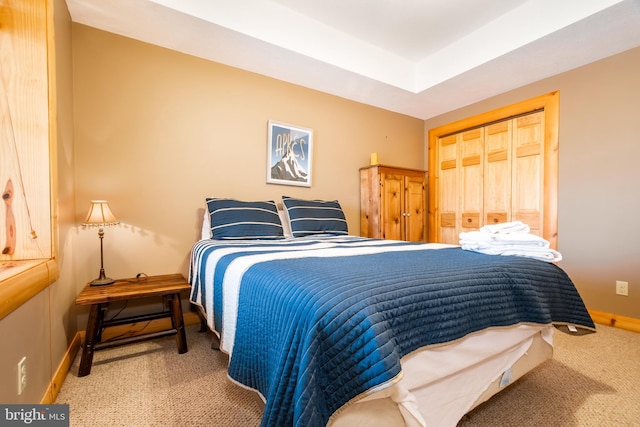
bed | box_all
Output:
[189,197,595,427]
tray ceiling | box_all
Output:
[66,0,640,119]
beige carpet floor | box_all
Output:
[56,323,640,426]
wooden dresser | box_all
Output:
[360,165,427,242]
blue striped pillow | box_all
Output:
[281,196,348,237]
[206,198,284,240]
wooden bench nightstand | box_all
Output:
[75,273,190,376]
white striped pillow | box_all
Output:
[281,196,348,237]
[206,198,284,240]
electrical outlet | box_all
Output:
[616,280,629,296]
[18,356,27,395]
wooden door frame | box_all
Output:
[427,91,560,249]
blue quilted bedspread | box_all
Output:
[189,237,594,427]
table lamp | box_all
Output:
[83,200,119,285]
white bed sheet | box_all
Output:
[329,324,554,427]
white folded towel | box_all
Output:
[459,222,561,262]
[459,231,549,248]
[499,247,562,262]
[461,244,562,262]
[459,231,492,244]
[480,221,530,234]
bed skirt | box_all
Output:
[328,324,554,427]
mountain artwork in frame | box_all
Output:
[267,120,313,187]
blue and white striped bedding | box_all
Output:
[189,236,595,427]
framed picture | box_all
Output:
[267,120,313,187]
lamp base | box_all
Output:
[91,263,114,286]
[90,277,115,286]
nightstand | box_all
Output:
[75,273,190,376]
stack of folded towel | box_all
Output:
[459,221,562,262]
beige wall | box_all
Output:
[424,47,640,319]
[70,24,425,284]
[0,291,50,403]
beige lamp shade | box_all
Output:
[83,200,119,227]
[83,200,119,285]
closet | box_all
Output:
[360,165,427,242]
[428,92,559,248]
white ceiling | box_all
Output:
[65,0,640,119]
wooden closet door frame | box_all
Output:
[427,91,559,249]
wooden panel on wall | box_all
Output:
[0,0,59,323]
[0,0,52,261]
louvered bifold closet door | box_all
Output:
[436,111,545,245]
[438,134,458,244]
[460,129,484,233]
[512,111,544,236]
[429,93,558,248]
[484,120,512,226]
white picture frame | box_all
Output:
[267,120,313,187]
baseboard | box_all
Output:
[41,332,82,404]
[42,311,201,404]
[588,309,640,333]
